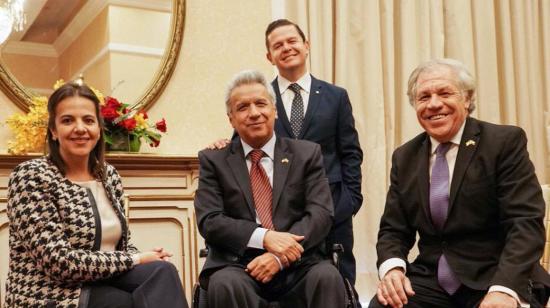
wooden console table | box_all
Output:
[0,153,203,305]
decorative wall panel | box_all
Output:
[0,154,202,305]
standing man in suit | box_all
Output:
[265,19,363,290]
[370,58,550,307]
[195,70,346,308]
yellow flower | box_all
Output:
[134,113,149,130]
[53,79,65,90]
[91,86,105,105]
[6,95,49,154]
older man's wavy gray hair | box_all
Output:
[407,58,477,114]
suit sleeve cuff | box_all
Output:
[247,227,268,249]
[379,258,406,279]
[488,285,522,304]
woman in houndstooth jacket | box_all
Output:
[5,82,188,308]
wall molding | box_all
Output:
[0,153,198,173]
[70,42,164,80]
[1,41,58,57]
[54,0,172,55]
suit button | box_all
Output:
[231,256,238,262]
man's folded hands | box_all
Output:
[263,230,304,266]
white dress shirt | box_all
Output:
[277,73,311,120]
[378,121,521,303]
[242,134,276,249]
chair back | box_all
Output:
[542,185,550,271]
[123,194,130,224]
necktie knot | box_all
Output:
[289,83,301,94]
[436,142,452,157]
[249,149,264,164]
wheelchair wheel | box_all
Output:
[344,278,358,308]
[192,283,209,308]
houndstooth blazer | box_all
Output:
[5,157,139,308]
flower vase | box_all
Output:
[128,135,142,152]
[106,132,141,152]
[107,131,129,152]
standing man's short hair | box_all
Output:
[265,19,307,50]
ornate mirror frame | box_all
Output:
[0,0,185,113]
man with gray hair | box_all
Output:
[370,58,549,307]
[195,70,346,307]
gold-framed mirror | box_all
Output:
[0,0,185,113]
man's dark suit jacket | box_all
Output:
[272,75,363,224]
[376,117,550,300]
[195,136,333,286]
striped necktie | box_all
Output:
[249,149,273,229]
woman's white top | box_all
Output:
[75,180,122,251]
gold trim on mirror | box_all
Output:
[138,0,185,111]
[0,0,185,113]
[0,64,33,112]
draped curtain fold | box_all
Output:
[284,0,550,300]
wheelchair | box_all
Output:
[192,244,358,308]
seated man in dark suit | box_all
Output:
[370,58,550,308]
[194,69,346,308]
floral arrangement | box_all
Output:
[6,95,49,154]
[100,96,167,151]
[6,79,167,154]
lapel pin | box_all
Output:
[465,140,476,147]
[315,90,320,94]
[281,158,289,164]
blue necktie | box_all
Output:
[430,142,461,295]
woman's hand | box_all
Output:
[138,247,173,264]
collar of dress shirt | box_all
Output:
[277,72,312,95]
[241,133,276,161]
[429,120,467,154]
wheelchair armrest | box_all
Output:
[199,247,209,258]
[331,243,344,254]
[330,243,344,268]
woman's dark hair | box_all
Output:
[46,82,106,180]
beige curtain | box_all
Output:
[284,0,550,301]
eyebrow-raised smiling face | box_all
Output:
[414,66,470,143]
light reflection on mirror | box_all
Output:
[0,0,172,106]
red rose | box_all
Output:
[150,138,160,147]
[138,111,148,119]
[120,118,137,131]
[101,107,119,121]
[155,118,167,132]
[105,96,122,109]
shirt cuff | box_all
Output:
[378,258,406,279]
[488,285,523,305]
[131,253,141,266]
[268,253,284,271]
[247,227,268,249]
